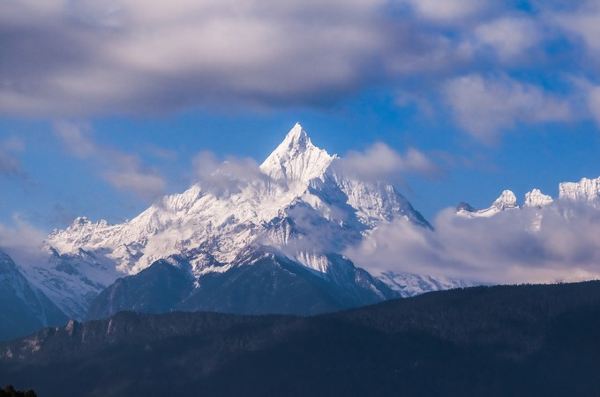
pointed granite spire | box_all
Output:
[260,122,334,183]
[283,122,309,147]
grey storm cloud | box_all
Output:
[0,1,545,115]
[2,0,600,141]
[0,0,399,116]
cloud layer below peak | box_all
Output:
[347,202,600,285]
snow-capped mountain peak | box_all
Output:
[524,189,553,208]
[260,123,335,183]
[36,123,435,318]
[279,122,310,148]
[559,177,600,203]
[458,190,518,218]
[492,190,518,210]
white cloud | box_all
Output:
[54,122,166,199]
[0,214,47,266]
[104,169,166,199]
[333,143,439,183]
[553,3,600,54]
[400,0,492,22]
[53,122,97,158]
[443,74,573,141]
[0,137,26,178]
[192,151,270,197]
[346,203,600,284]
[586,85,600,125]
[474,17,543,61]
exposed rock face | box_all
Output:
[0,251,67,341]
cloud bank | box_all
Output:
[347,203,600,284]
[0,0,394,115]
[2,0,600,141]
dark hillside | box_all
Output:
[2,282,600,396]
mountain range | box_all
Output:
[1,124,467,339]
[3,124,600,341]
[458,176,600,218]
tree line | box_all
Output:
[0,385,36,397]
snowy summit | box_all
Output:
[25,124,441,319]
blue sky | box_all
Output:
[2,0,600,232]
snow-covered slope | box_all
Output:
[457,190,519,218]
[47,124,426,270]
[524,189,554,208]
[31,124,444,318]
[378,271,476,298]
[21,247,119,319]
[261,124,335,183]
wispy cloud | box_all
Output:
[0,213,47,266]
[399,0,496,22]
[54,122,166,199]
[473,17,544,62]
[0,136,27,179]
[192,151,270,198]
[333,143,439,183]
[443,74,573,142]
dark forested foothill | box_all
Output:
[2,282,600,396]
[0,386,36,397]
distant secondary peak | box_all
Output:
[260,123,334,183]
[456,202,476,213]
[74,216,91,225]
[67,216,109,230]
[559,176,600,202]
[492,190,518,210]
[524,189,553,208]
